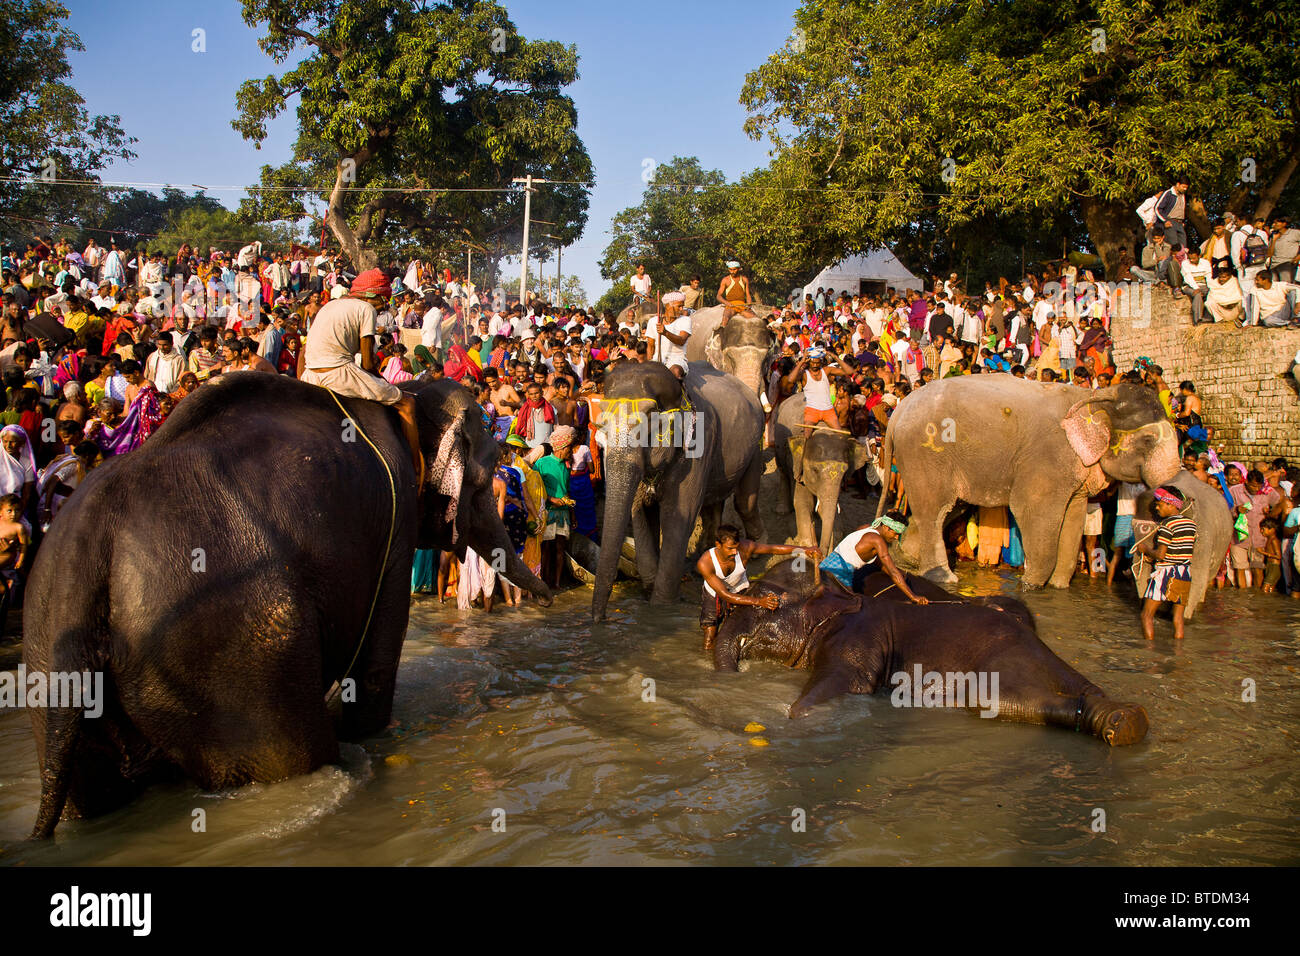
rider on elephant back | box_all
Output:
[298,268,424,485]
[819,512,930,604]
[716,261,754,329]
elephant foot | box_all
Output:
[922,565,958,586]
[1087,699,1150,746]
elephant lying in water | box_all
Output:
[23,373,552,838]
[713,560,1149,745]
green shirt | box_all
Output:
[533,454,569,520]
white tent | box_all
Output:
[800,248,924,302]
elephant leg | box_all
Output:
[774,451,794,515]
[699,502,722,556]
[1010,481,1072,589]
[899,474,957,584]
[339,555,414,741]
[790,664,856,718]
[652,480,707,603]
[1047,492,1087,588]
[793,483,817,548]
[734,454,764,540]
[632,500,660,592]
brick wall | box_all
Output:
[1108,286,1300,462]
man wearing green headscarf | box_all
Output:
[818,510,930,603]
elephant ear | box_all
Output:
[421,394,476,543]
[704,327,724,370]
[850,438,871,472]
[1060,399,1113,466]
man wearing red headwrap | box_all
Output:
[299,268,423,484]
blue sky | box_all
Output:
[63,0,801,302]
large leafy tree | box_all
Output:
[233,0,591,271]
[742,0,1299,279]
[599,157,732,290]
[0,0,135,242]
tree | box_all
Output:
[82,188,224,249]
[742,0,1300,279]
[156,205,296,257]
[234,0,591,271]
[0,0,135,242]
[599,157,731,290]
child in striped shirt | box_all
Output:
[1137,485,1198,640]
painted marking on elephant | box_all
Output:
[921,422,946,452]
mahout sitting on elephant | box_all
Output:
[23,373,551,838]
[712,559,1150,745]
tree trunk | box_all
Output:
[1080,196,1143,281]
[1254,145,1300,223]
[327,158,380,272]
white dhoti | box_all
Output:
[302,362,404,405]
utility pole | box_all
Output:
[466,247,472,293]
[512,175,550,309]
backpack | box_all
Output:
[1135,189,1171,227]
[1241,229,1269,267]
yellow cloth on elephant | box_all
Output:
[977,506,1009,566]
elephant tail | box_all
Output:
[29,697,84,839]
[874,425,894,520]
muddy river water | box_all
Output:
[1,568,1297,865]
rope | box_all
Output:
[322,388,398,702]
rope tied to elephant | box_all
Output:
[322,388,398,703]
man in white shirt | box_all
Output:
[420,294,447,354]
[299,269,422,479]
[90,280,117,312]
[630,264,652,306]
[652,291,691,377]
[1232,217,1269,295]
[82,240,102,282]
[1179,248,1213,325]
[1247,272,1294,328]
[237,241,263,269]
[145,331,186,393]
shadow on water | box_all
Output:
[2,566,1298,866]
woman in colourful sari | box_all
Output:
[494,442,530,606]
[1077,318,1112,379]
[507,435,546,583]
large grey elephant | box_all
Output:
[592,361,765,620]
[23,373,551,837]
[682,304,776,399]
[1130,470,1233,620]
[773,392,872,552]
[879,378,1182,588]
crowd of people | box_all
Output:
[0,216,1297,627]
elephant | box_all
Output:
[1130,470,1233,620]
[681,304,776,400]
[878,379,1182,588]
[22,372,552,838]
[713,560,1150,745]
[773,392,872,553]
[592,360,765,620]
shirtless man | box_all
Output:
[551,376,579,426]
[717,261,754,329]
[298,268,423,482]
[484,367,522,417]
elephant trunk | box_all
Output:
[1141,427,1183,489]
[592,452,641,621]
[468,490,553,606]
[726,347,770,400]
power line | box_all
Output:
[1,174,980,198]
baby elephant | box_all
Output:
[714,564,1149,746]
